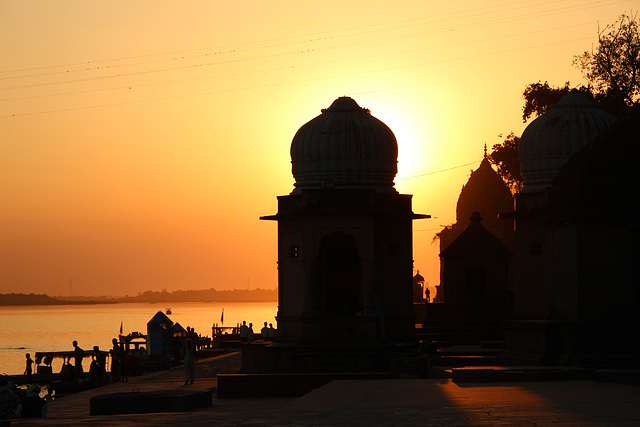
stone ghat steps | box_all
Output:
[443,366,594,383]
[89,389,212,415]
[434,365,640,385]
[435,355,499,367]
[217,372,398,398]
[562,330,640,368]
[429,344,504,367]
[570,354,640,368]
[435,344,504,356]
[416,327,506,346]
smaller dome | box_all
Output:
[290,97,398,193]
[519,91,617,193]
[456,155,513,225]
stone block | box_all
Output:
[90,389,211,415]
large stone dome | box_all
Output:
[519,91,617,193]
[290,96,398,193]
[547,105,640,223]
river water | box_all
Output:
[0,301,277,376]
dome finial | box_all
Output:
[484,143,488,158]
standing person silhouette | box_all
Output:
[247,323,255,343]
[239,321,248,342]
[92,346,106,386]
[119,340,128,382]
[184,338,195,385]
[24,353,34,383]
[268,323,276,341]
[109,338,121,382]
[72,341,84,382]
[187,327,198,352]
[261,322,269,342]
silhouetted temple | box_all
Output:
[504,93,640,366]
[438,149,514,251]
[440,211,511,305]
[421,149,514,342]
[256,97,428,372]
[413,271,425,302]
[435,149,515,304]
[247,92,639,377]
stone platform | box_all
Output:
[90,389,212,415]
[217,372,396,397]
[10,350,640,426]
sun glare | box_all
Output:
[368,99,434,183]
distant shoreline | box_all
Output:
[0,300,117,306]
[0,288,277,306]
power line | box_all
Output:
[396,160,482,181]
[0,0,627,83]
[0,20,597,102]
[0,35,596,119]
[0,0,574,74]
[1,0,630,116]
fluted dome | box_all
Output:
[519,91,617,193]
[290,97,398,193]
[547,105,640,222]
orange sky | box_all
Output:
[0,0,632,297]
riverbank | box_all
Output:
[0,301,277,376]
[10,350,640,426]
[0,289,277,306]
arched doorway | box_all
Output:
[318,232,362,315]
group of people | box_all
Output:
[239,321,276,343]
[0,380,48,422]
[2,324,227,423]
[70,339,128,386]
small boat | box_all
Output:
[165,308,172,315]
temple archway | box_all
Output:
[317,232,362,316]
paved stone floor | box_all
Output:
[11,352,640,426]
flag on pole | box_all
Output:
[220,308,224,326]
[119,321,123,335]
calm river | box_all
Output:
[0,301,277,376]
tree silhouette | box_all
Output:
[496,13,639,192]
[521,13,639,122]
[573,12,640,107]
[521,81,596,122]
[488,132,522,193]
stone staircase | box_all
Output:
[560,328,640,368]
[428,342,597,382]
[425,327,640,383]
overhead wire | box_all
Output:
[0,20,599,102]
[1,0,627,82]
[0,0,583,75]
[0,0,632,118]
[0,35,600,119]
[396,160,482,181]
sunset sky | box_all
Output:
[0,0,632,297]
